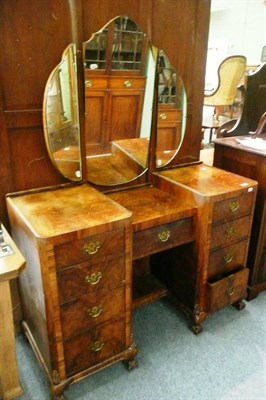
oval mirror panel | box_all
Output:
[43,44,82,181]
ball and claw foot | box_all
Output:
[124,358,139,371]
[232,300,246,311]
[190,323,203,335]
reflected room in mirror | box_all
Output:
[43,44,82,181]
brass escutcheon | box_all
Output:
[225,226,236,237]
[158,230,171,242]
[227,287,235,296]
[91,340,104,352]
[223,254,234,264]
[229,201,240,212]
[85,272,102,285]
[87,305,104,318]
[159,113,167,120]
[83,240,101,255]
[124,80,132,88]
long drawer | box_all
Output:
[210,215,251,250]
[208,240,248,280]
[133,217,193,260]
[207,268,249,312]
[54,228,125,268]
[64,319,126,376]
[57,255,125,304]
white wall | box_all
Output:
[205,0,266,88]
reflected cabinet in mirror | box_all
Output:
[43,16,187,186]
[43,44,82,181]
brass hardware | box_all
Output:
[124,80,132,88]
[85,80,93,87]
[159,113,167,120]
[91,340,104,352]
[83,240,101,255]
[223,254,234,264]
[158,230,171,242]
[85,272,102,285]
[227,287,235,296]
[225,226,236,237]
[87,305,104,318]
[229,201,240,212]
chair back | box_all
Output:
[204,55,247,106]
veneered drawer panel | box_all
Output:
[211,215,251,249]
[109,77,146,89]
[64,319,125,376]
[55,229,124,268]
[85,77,107,90]
[133,217,193,260]
[157,109,181,122]
[208,240,248,280]
[57,255,125,303]
[212,191,255,224]
[207,268,249,312]
[60,286,125,338]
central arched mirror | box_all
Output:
[43,16,187,185]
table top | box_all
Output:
[0,224,25,282]
[213,134,266,157]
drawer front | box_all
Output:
[207,268,249,312]
[212,191,255,224]
[57,255,125,304]
[109,76,146,89]
[85,77,108,90]
[64,319,125,376]
[157,109,181,122]
[55,229,125,268]
[60,286,125,339]
[133,218,193,260]
[211,215,251,250]
[208,240,248,280]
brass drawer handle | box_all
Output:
[158,230,171,242]
[124,80,132,88]
[87,305,103,318]
[91,340,104,352]
[159,113,167,120]
[229,201,240,212]
[85,272,102,285]
[83,240,101,255]
[223,254,234,264]
[227,287,235,296]
[85,80,93,87]
[225,226,236,237]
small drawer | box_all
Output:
[55,229,125,268]
[208,240,248,280]
[212,191,255,224]
[109,76,146,89]
[57,255,125,304]
[207,268,249,312]
[64,318,125,376]
[210,215,251,250]
[133,217,193,260]
[157,109,181,122]
[60,286,125,338]
[85,77,107,90]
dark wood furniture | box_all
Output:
[213,134,266,299]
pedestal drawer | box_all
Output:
[60,286,125,338]
[55,228,125,268]
[133,217,193,260]
[57,255,125,304]
[207,268,249,312]
[211,215,251,250]
[64,319,125,376]
[212,191,255,224]
[208,240,248,279]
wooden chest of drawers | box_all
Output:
[153,164,258,333]
[6,184,137,398]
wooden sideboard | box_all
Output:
[213,134,266,300]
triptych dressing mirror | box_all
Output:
[43,16,187,186]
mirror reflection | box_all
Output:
[156,50,187,168]
[83,16,155,186]
[43,44,82,181]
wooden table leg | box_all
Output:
[0,280,23,400]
